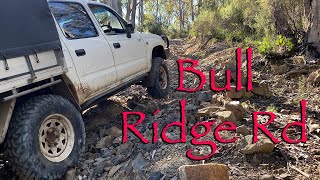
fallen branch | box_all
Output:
[228,165,245,176]
[308,132,320,141]
[285,69,310,78]
[290,165,310,179]
[199,37,213,50]
[285,64,320,78]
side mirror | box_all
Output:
[126,23,134,32]
[125,23,134,38]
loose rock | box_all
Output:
[226,86,253,100]
[239,135,275,155]
[116,142,133,156]
[252,82,272,97]
[196,106,220,117]
[280,109,290,115]
[108,164,123,177]
[96,136,113,149]
[132,153,146,171]
[225,101,246,121]
[179,163,229,180]
[105,126,122,138]
[65,169,77,180]
[260,174,274,180]
[309,124,320,134]
[211,94,224,106]
[236,125,251,136]
[196,91,213,102]
[215,111,237,123]
[308,70,320,85]
[271,64,289,75]
[94,159,110,175]
[148,171,164,180]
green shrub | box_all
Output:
[257,35,294,55]
[190,0,274,44]
[190,10,224,41]
[276,35,294,51]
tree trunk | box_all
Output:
[212,0,216,8]
[126,0,132,21]
[117,0,123,16]
[109,0,121,15]
[156,0,159,22]
[307,0,320,44]
[271,0,296,43]
[140,0,144,25]
[272,1,292,36]
[198,0,202,8]
[191,0,194,21]
[131,0,137,27]
[197,0,202,16]
[306,0,320,58]
[304,0,312,28]
[179,0,183,36]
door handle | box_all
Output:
[113,43,121,49]
[75,49,86,57]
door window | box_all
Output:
[89,5,125,35]
[49,2,98,39]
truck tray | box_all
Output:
[0,50,66,94]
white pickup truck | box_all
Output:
[0,0,170,179]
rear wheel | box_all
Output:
[147,57,170,99]
[5,95,85,179]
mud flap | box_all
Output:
[0,99,16,144]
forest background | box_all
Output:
[95,0,320,59]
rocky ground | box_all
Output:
[1,39,320,180]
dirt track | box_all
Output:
[75,39,320,179]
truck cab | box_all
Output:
[49,0,169,107]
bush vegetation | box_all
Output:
[190,0,306,56]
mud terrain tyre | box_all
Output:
[147,57,170,99]
[5,95,85,179]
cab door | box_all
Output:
[88,4,148,82]
[49,2,117,100]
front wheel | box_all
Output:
[147,57,170,99]
[5,95,85,179]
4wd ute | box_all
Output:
[0,0,170,178]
